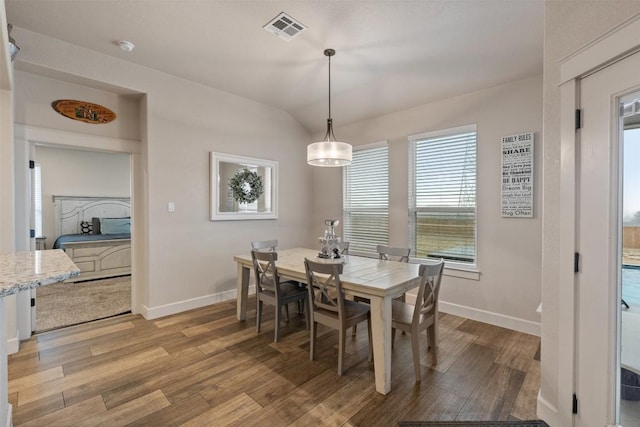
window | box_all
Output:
[409,124,477,265]
[34,163,43,237]
[343,142,389,256]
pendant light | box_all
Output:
[307,49,352,167]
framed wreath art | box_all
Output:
[229,168,264,204]
[210,152,279,221]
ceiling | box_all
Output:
[5,0,544,134]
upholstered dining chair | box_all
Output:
[304,258,372,376]
[251,239,278,251]
[251,250,308,342]
[391,259,444,382]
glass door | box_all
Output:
[620,93,640,426]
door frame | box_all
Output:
[557,13,640,427]
[13,124,143,339]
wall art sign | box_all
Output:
[51,99,117,124]
[501,132,534,218]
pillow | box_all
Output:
[80,220,93,235]
[100,217,131,234]
[92,217,101,234]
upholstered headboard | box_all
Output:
[53,196,131,236]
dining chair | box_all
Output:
[252,250,308,342]
[377,245,410,263]
[353,244,411,335]
[338,241,350,255]
[251,239,278,251]
[391,259,444,382]
[252,239,307,312]
[304,258,372,375]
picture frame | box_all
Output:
[210,152,279,221]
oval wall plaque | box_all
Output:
[51,99,117,124]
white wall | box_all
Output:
[540,2,640,426]
[10,27,314,319]
[13,71,140,140]
[35,145,131,243]
[0,2,15,424]
[311,75,543,334]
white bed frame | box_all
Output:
[53,196,131,282]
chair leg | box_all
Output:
[352,324,357,337]
[338,328,346,376]
[274,302,281,343]
[367,319,373,362]
[411,330,421,382]
[310,321,316,361]
[391,327,396,349]
[304,298,310,330]
[256,299,262,333]
[284,303,290,322]
[428,325,438,365]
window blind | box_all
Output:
[409,125,477,264]
[343,142,389,256]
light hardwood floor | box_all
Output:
[8,300,540,426]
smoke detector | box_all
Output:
[263,12,307,41]
[117,40,135,52]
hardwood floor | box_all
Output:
[8,300,540,426]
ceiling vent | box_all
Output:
[263,12,307,41]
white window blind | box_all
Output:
[343,142,389,256]
[409,125,477,264]
[34,163,43,237]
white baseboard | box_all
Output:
[536,390,560,427]
[438,301,541,336]
[140,285,255,320]
[5,403,12,427]
[6,337,18,356]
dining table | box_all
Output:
[233,247,423,395]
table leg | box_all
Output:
[236,263,250,321]
[369,295,392,395]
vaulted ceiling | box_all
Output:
[5,0,544,133]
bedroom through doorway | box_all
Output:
[32,146,133,332]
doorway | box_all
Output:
[620,100,640,425]
[575,52,640,426]
[32,145,132,332]
[14,124,143,340]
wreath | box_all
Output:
[229,168,264,204]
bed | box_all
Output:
[52,196,131,282]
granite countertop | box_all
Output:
[0,249,80,298]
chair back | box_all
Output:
[304,258,345,319]
[251,250,279,295]
[413,260,444,324]
[251,240,278,251]
[377,245,410,263]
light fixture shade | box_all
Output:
[307,141,352,167]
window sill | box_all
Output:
[443,265,480,281]
[411,258,480,281]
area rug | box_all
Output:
[399,421,549,427]
[36,275,131,332]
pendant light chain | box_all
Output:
[328,52,332,121]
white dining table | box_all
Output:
[233,247,422,395]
